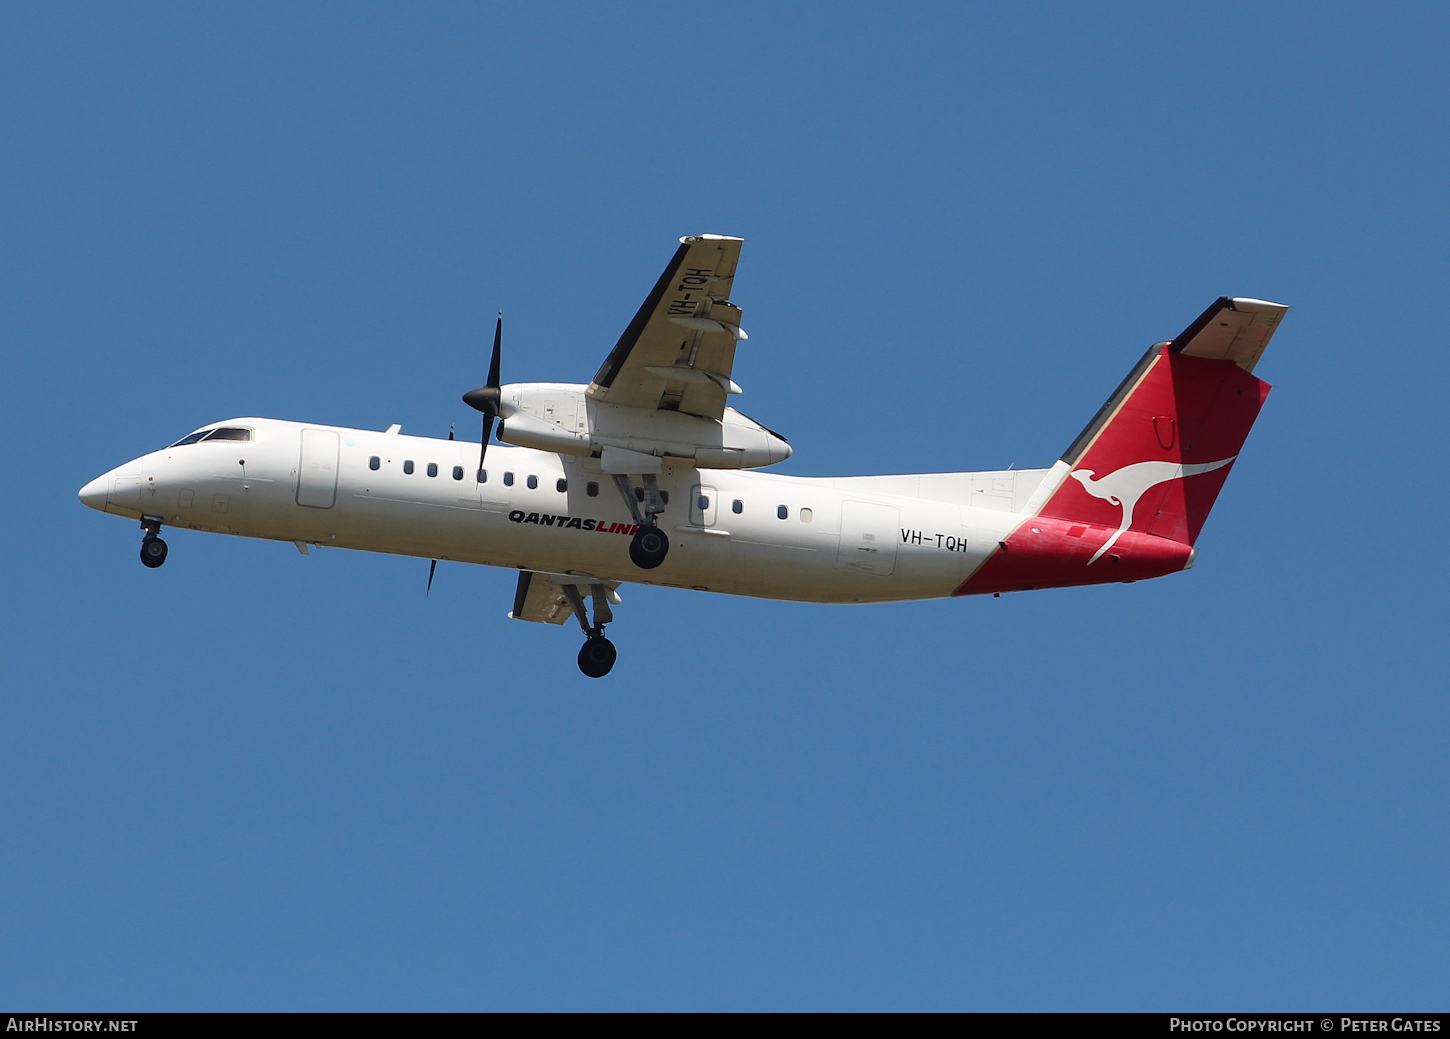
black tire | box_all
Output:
[577,636,617,678]
[140,536,168,568]
[628,524,669,570]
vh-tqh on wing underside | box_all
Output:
[587,234,746,421]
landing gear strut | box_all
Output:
[139,517,168,569]
[562,583,618,678]
[613,473,669,570]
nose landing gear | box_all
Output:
[139,517,168,568]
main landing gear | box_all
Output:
[139,517,168,568]
[613,473,669,570]
[561,582,618,678]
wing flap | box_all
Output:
[509,570,573,625]
[508,571,622,625]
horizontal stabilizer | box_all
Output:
[1170,297,1288,373]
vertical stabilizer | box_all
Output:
[956,297,1284,596]
[1041,342,1271,547]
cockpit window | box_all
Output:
[171,429,215,447]
[202,427,253,442]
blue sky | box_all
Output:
[2,2,1447,1010]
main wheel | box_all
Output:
[140,536,168,568]
[628,525,669,570]
[577,636,617,678]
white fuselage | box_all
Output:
[81,417,1044,604]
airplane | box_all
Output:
[78,234,1288,677]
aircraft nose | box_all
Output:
[78,475,109,512]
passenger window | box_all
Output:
[503,472,514,486]
[556,479,567,493]
[171,430,214,447]
[634,487,644,502]
[698,495,710,511]
[404,460,414,475]
[452,466,464,481]
[777,505,788,520]
[586,482,599,497]
[427,462,438,478]
[527,475,538,489]
[369,456,380,471]
[203,427,252,442]
[660,491,669,505]
[800,507,813,522]
[732,499,743,514]
[477,469,487,483]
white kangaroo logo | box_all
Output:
[1069,457,1235,564]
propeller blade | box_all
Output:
[427,558,437,596]
[479,413,494,471]
[487,311,502,389]
[464,311,504,472]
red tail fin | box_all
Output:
[1040,342,1271,546]
[956,297,1283,596]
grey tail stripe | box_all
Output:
[591,242,692,389]
[1060,296,1238,466]
[1169,296,1234,354]
[1059,343,1161,467]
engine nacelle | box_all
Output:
[495,383,790,469]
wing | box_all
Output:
[509,570,573,624]
[587,234,747,420]
[1171,297,1288,373]
[508,570,621,625]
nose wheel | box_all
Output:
[139,517,168,568]
[141,537,169,568]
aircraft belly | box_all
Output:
[325,470,1004,603]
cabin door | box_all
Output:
[690,484,718,526]
[296,429,339,508]
[837,501,898,576]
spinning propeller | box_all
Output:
[427,417,451,596]
[431,315,504,597]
